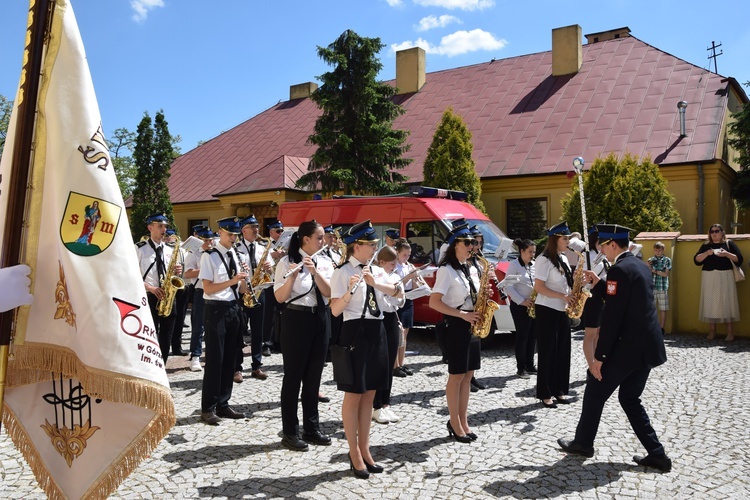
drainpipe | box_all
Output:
[697,164,704,233]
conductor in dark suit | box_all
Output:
[557,224,671,472]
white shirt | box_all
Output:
[274,250,335,308]
[136,238,177,288]
[534,253,571,312]
[199,244,246,302]
[432,263,479,310]
[505,257,535,305]
[184,249,203,287]
[395,261,415,291]
[331,257,385,322]
[372,265,405,313]
[237,238,274,273]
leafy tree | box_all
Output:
[422,107,485,213]
[728,81,750,209]
[297,30,412,195]
[0,94,12,158]
[561,152,682,235]
[129,110,177,240]
[107,127,137,198]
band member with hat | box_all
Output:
[533,221,575,409]
[330,220,403,479]
[198,216,249,425]
[384,228,400,248]
[135,212,181,363]
[429,223,482,443]
[274,220,335,451]
[165,228,189,356]
[236,214,274,382]
[184,225,215,372]
[323,225,343,266]
[263,219,287,354]
[559,224,671,472]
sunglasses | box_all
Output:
[456,239,476,247]
[272,229,284,233]
[709,229,722,234]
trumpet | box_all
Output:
[350,249,379,296]
[282,245,329,279]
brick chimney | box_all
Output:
[584,27,631,44]
[290,82,318,100]
[552,24,582,76]
[396,47,426,95]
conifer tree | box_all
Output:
[130,110,177,240]
[297,30,411,195]
[422,107,486,213]
[561,152,681,234]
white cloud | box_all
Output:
[415,15,462,32]
[391,29,507,57]
[413,0,495,10]
[131,0,165,22]
[385,0,404,6]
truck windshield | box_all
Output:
[463,219,517,262]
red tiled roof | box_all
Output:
[168,35,734,204]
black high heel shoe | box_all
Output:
[446,420,472,443]
[348,453,370,479]
[466,432,478,441]
[363,459,384,473]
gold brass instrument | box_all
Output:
[566,251,591,319]
[471,255,500,339]
[527,289,538,319]
[238,257,260,308]
[333,228,348,267]
[157,237,186,317]
[250,236,274,300]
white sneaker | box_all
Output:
[190,357,202,372]
[384,407,400,422]
[372,408,390,424]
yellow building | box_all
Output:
[149,25,748,239]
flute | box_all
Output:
[282,245,329,279]
[350,250,379,295]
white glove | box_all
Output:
[0,264,34,313]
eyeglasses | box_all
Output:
[709,229,722,234]
[471,240,480,246]
[272,229,284,233]
[456,239,476,247]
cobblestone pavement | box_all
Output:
[2,325,749,499]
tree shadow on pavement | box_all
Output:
[482,455,631,498]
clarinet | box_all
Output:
[350,250,379,296]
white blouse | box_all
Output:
[505,257,535,305]
[274,250,335,308]
[372,265,405,313]
[432,263,479,310]
[330,257,385,322]
[534,253,571,312]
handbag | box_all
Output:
[330,344,354,385]
[732,261,745,282]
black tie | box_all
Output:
[155,245,165,282]
[226,251,239,299]
[249,242,257,269]
[461,264,478,305]
[359,264,381,317]
[311,259,327,314]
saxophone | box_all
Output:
[565,251,591,319]
[250,236,273,301]
[527,290,538,319]
[238,258,259,308]
[157,237,186,317]
[471,255,500,339]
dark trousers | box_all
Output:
[241,294,264,371]
[262,287,281,347]
[202,301,244,412]
[147,292,176,364]
[190,290,205,358]
[510,301,536,373]
[280,308,329,435]
[535,304,571,400]
[574,364,665,455]
[374,312,400,409]
[171,286,190,353]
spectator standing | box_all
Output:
[647,242,671,335]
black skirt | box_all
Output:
[336,318,389,393]
[445,316,481,375]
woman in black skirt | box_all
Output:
[274,220,334,451]
[330,220,403,479]
[429,223,481,443]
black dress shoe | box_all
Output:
[281,434,309,451]
[525,366,538,374]
[470,383,478,393]
[633,453,672,472]
[216,406,246,419]
[541,399,557,408]
[557,438,594,458]
[200,411,220,425]
[348,453,369,479]
[466,432,478,441]
[317,395,330,403]
[262,347,272,357]
[302,430,331,446]
[471,377,485,390]
[554,396,574,405]
[363,459,384,473]
[447,421,472,443]
[401,366,414,376]
[393,367,407,378]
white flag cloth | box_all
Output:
[0,1,175,498]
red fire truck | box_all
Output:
[277,186,516,334]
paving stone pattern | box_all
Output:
[1,325,749,499]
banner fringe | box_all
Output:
[4,343,175,499]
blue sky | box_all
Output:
[1,0,748,153]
